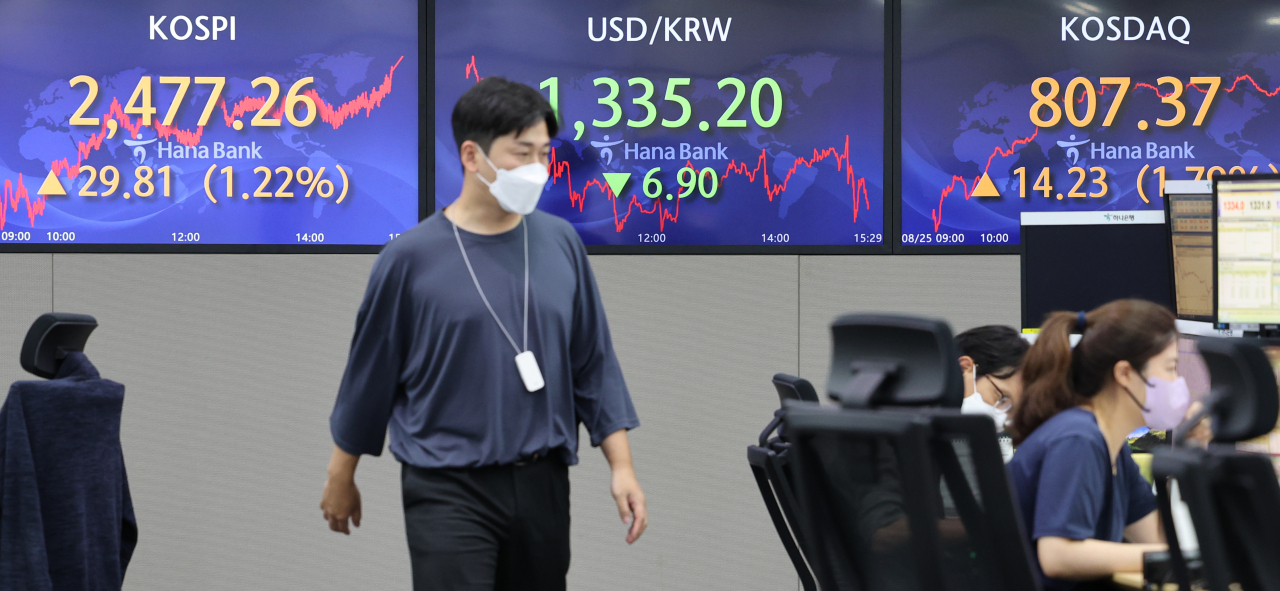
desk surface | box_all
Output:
[1113,572,1180,590]
[1113,572,1144,589]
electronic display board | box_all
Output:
[900,0,1280,251]
[434,0,887,251]
[0,0,419,250]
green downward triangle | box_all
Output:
[602,172,631,197]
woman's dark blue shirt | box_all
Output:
[1007,407,1156,590]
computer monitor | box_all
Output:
[1215,174,1280,327]
[1020,211,1175,330]
[1166,181,1216,323]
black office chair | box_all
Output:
[748,374,819,591]
[20,312,98,378]
[926,412,1040,591]
[786,404,943,591]
[3,313,137,587]
[1154,337,1280,591]
[826,313,964,409]
[773,373,820,404]
[749,314,961,590]
[778,314,1039,591]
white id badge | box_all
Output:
[515,350,545,392]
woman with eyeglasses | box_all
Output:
[956,325,1030,434]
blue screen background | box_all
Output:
[900,0,1280,247]
[434,0,885,247]
[0,0,419,246]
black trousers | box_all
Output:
[402,458,571,591]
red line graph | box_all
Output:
[48,57,403,180]
[549,136,870,232]
[721,136,870,223]
[2,58,403,229]
[930,129,1038,232]
[1071,74,1280,104]
[549,151,684,232]
[1,175,43,230]
[464,56,870,232]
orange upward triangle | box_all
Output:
[972,173,1000,198]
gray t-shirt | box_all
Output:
[330,211,638,468]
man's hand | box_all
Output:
[600,429,647,544]
[321,444,362,535]
[611,466,647,544]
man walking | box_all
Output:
[320,77,646,591]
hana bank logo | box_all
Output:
[1058,134,1089,166]
[123,135,158,163]
[591,134,624,166]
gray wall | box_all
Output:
[0,253,1018,591]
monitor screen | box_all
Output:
[0,1,420,250]
[1216,176,1280,324]
[1022,214,1174,329]
[899,0,1280,251]
[433,0,887,251]
[1167,184,1214,322]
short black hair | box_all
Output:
[955,325,1030,378]
[451,77,559,153]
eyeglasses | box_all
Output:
[983,375,1014,412]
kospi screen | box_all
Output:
[0,1,419,250]
[433,0,887,251]
[900,0,1280,251]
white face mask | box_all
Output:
[962,365,1010,432]
[475,148,549,215]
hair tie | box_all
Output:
[1076,311,1088,333]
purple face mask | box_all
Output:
[1141,375,1191,432]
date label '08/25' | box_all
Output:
[902,233,964,245]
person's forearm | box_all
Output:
[600,429,633,472]
[1038,537,1165,580]
[328,444,360,481]
[1125,512,1162,544]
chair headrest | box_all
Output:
[772,373,819,404]
[20,313,98,379]
[1193,337,1280,443]
[826,314,963,409]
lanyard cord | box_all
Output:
[451,218,529,354]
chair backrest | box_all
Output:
[1154,446,1280,591]
[785,405,945,591]
[1213,449,1280,590]
[780,404,1040,591]
[925,411,1041,591]
[773,373,820,404]
[1155,337,1280,590]
[826,314,963,409]
[747,439,817,591]
[20,313,98,379]
[1193,337,1280,443]
[747,375,821,591]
